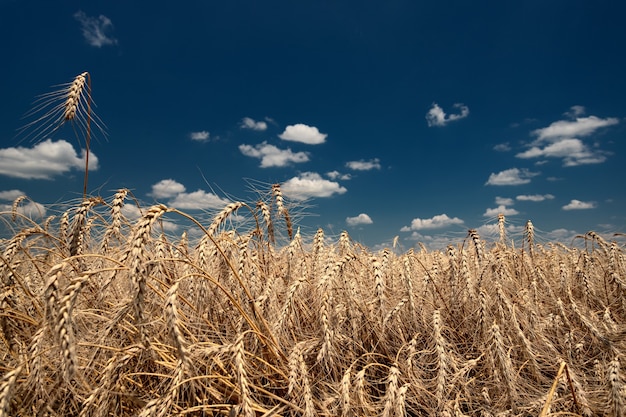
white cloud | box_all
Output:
[562,199,597,211]
[400,213,464,231]
[485,168,538,186]
[0,200,46,219]
[150,179,186,199]
[516,138,608,166]
[168,190,230,210]
[532,116,618,142]
[493,143,511,152]
[73,11,118,47]
[240,117,268,131]
[483,205,519,218]
[346,158,381,171]
[495,197,514,206]
[190,131,210,142]
[326,171,352,181]
[426,103,469,127]
[0,139,98,179]
[281,172,347,201]
[516,194,555,202]
[239,142,309,167]
[0,190,26,201]
[278,124,327,144]
[346,213,373,226]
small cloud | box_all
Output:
[346,158,381,171]
[190,131,210,142]
[0,190,26,201]
[326,171,352,181]
[0,139,98,179]
[149,179,186,199]
[239,142,309,167]
[426,103,469,127]
[240,117,268,131]
[73,11,118,47]
[485,168,538,186]
[495,197,515,206]
[401,213,464,231]
[281,172,347,201]
[168,190,230,210]
[346,213,373,226]
[562,199,597,211]
[516,194,555,202]
[493,143,511,152]
[483,205,519,218]
[278,124,327,144]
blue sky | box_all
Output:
[1,1,625,249]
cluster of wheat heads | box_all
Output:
[1,187,626,416]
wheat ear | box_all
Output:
[272,183,293,240]
[0,366,22,417]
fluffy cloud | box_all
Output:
[517,114,619,166]
[281,172,347,201]
[240,117,268,131]
[149,179,187,199]
[483,205,519,218]
[168,190,230,210]
[485,168,538,186]
[400,214,464,231]
[278,124,327,144]
[189,131,210,142]
[346,213,373,226]
[0,195,46,219]
[0,139,98,179]
[239,142,309,167]
[148,179,230,210]
[516,194,555,202]
[516,138,609,166]
[0,190,26,201]
[346,158,381,171]
[562,199,597,210]
[532,116,618,142]
[73,11,118,47]
[426,103,469,127]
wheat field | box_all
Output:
[1,187,625,416]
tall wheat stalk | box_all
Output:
[19,72,103,199]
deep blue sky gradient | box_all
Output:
[1,1,625,248]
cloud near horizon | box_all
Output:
[281,172,347,201]
[426,103,469,127]
[401,213,464,231]
[74,11,118,47]
[239,142,309,167]
[0,139,98,179]
[149,179,230,209]
[562,199,597,210]
[278,124,327,144]
[346,213,373,226]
